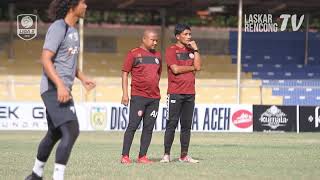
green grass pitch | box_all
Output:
[1,131,320,180]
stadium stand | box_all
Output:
[0,26,290,105]
[230,31,320,105]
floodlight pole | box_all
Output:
[8,3,15,60]
[236,0,243,104]
[304,13,310,65]
[79,18,84,101]
[160,8,166,64]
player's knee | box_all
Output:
[142,127,153,133]
[58,141,70,152]
[73,127,80,139]
[50,131,62,141]
[127,123,140,131]
[181,129,191,133]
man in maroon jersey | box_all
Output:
[120,29,161,164]
[160,24,201,163]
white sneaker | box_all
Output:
[179,156,199,163]
[160,154,170,163]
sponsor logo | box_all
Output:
[17,14,37,40]
[259,106,288,129]
[232,109,252,129]
[90,107,107,130]
[70,106,75,114]
[150,110,158,118]
[68,46,79,55]
[307,106,320,128]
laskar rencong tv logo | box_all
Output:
[17,14,37,40]
[245,14,304,32]
[307,106,320,128]
[259,106,288,129]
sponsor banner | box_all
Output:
[253,105,296,132]
[0,102,253,132]
[299,106,320,132]
[0,102,87,130]
[86,103,253,132]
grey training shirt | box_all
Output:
[40,19,79,94]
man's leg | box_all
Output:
[179,95,198,163]
[53,120,79,180]
[139,99,160,158]
[179,95,195,158]
[122,96,145,156]
[164,94,182,155]
[26,111,61,180]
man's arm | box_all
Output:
[189,41,201,71]
[169,64,195,75]
[121,71,129,106]
[41,49,70,103]
[76,68,96,91]
[166,46,195,75]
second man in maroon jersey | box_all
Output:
[161,24,201,163]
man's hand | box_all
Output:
[81,77,96,91]
[57,83,71,103]
[188,40,199,50]
[121,94,129,106]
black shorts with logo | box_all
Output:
[41,89,78,128]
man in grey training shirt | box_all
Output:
[25,0,95,180]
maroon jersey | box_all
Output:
[122,47,162,99]
[166,44,195,94]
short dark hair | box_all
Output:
[174,24,191,36]
[48,0,81,21]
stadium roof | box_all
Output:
[4,0,320,17]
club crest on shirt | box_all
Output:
[177,54,181,59]
[155,58,159,64]
[189,53,195,59]
[138,110,143,117]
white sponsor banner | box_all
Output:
[0,102,47,130]
[86,103,253,132]
[0,102,87,130]
[0,102,253,132]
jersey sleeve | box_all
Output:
[43,22,66,54]
[122,51,134,72]
[165,47,177,67]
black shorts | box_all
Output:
[41,89,78,128]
